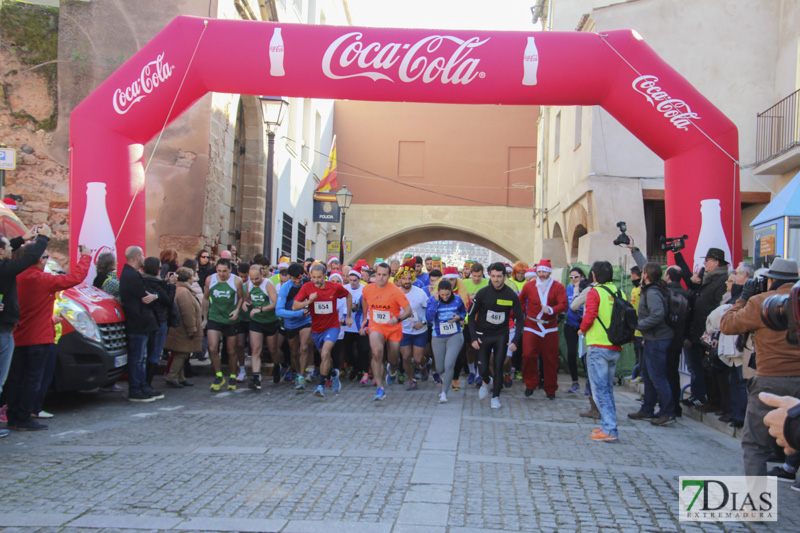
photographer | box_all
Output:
[720,258,800,476]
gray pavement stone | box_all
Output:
[175,517,286,531]
[396,502,450,526]
[67,514,182,529]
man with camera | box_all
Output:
[720,258,800,476]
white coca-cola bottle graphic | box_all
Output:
[78,182,117,283]
[270,28,285,77]
[522,36,539,86]
[693,198,732,272]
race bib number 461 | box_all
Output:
[487,310,505,325]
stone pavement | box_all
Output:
[0,371,798,533]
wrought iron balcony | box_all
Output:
[755,89,800,172]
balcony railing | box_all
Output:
[755,89,800,166]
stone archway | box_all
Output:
[570,224,588,263]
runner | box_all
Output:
[293,264,352,397]
[276,263,313,390]
[397,266,428,391]
[469,262,523,409]
[444,266,472,392]
[339,270,369,382]
[414,256,429,289]
[360,262,412,401]
[463,262,489,385]
[426,279,467,403]
[518,259,568,399]
[234,262,250,383]
[202,258,244,391]
[243,264,279,391]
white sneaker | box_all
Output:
[236,368,247,383]
[439,392,448,403]
[478,382,489,400]
[33,410,54,419]
[491,397,501,409]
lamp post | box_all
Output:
[335,185,353,265]
[259,96,289,263]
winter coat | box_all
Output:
[689,265,729,343]
[636,283,674,341]
[142,273,175,324]
[165,282,203,353]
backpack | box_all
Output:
[665,288,689,331]
[594,284,638,345]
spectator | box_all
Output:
[578,261,625,442]
[120,246,161,402]
[182,259,203,302]
[196,249,213,289]
[678,247,730,408]
[720,258,800,476]
[0,224,51,437]
[142,257,175,396]
[629,265,644,383]
[5,241,90,431]
[627,262,675,426]
[164,267,201,388]
[93,251,117,293]
[564,266,587,394]
[664,266,689,417]
[159,248,179,279]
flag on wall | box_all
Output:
[313,137,338,202]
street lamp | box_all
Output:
[259,95,289,262]
[335,185,353,264]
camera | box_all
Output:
[660,235,688,253]
[761,280,800,345]
[613,221,630,246]
[744,276,769,297]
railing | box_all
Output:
[755,88,800,165]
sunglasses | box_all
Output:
[41,255,49,260]
[200,255,209,259]
[569,275,581,279]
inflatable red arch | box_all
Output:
[69,16,740,276]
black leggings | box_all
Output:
[453,327,471,380]
[564,324,580,382]
[343,331,370,373]
[476,334,506,398]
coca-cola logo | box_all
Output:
[113,53,175,115]
[322,32,488,85]
[632,75,700,131]
[91,245,114,265]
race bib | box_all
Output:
[314,301,333,314]
[439,321,458,335]
[487,310,506,325]
[373,310,390,324]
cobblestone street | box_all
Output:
[0,372,798,532]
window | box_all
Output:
[281,213,293,259]
[574,106,582,149]
[296,222,306,261]
[554,111,561,160]
[398,141,425,177]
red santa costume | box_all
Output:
[518,259,568,395]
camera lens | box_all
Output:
[761,294,789,331]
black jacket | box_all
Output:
[0,235,49,329]
[785,403,800,452]
[142,274,175,324]
[120,264,159,335]
[468,282,523,347]
[688,265,729,344]
[197,264,214,291]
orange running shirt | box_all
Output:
[362,282,410,328]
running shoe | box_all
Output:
[236,368,247,383]
[273,365,281,384]
[439,392,448,403]
[514,370,522,381]
[360,373,370,385]
[374,386,386,401]
[227,375,237,391]
[478,381,489,400]
[386,364,397,386]
[451,379,461,392]
[490,397,501,409]
[315,384,325,397]
[210,375,225,392]
[767,466,797,482]
[32,410,54,419]
[397,372,405,385]
[590,431,618,442]
[415,370,422,380]
[283,369,294,382]
[249,375,262,391]
[568,382,580,393]
[406,379,417,391]
[420,366,429,381]
[294,375,306,390]
[331,369,341,392]
[432,372,441,384]
[467,372,475,385]
[504,373,512,389]
[475,375,483,387]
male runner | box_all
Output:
[234,262,250,383]
[463,263,489,385]
[469,262,523,409]
[293,264,352,397]
[398,266,428,391]
[276,263,313,390]
[243,264,279,390]
[202,258,244,391]
[360,262,412,401]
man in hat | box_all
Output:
[327,256,340,275]
[518,259,567,399]
[681,247,730,408]
[720,258,800,476]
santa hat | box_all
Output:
[349,270,362,279]
[329,271,343,282]
[3,198,17,210]
[505,264,513,273]
[524,268,537,279]
[327,255,339,265]
[354,259,369,272]
[443,267,459,279]
[536,259,552,273]
[277,262,289,271]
